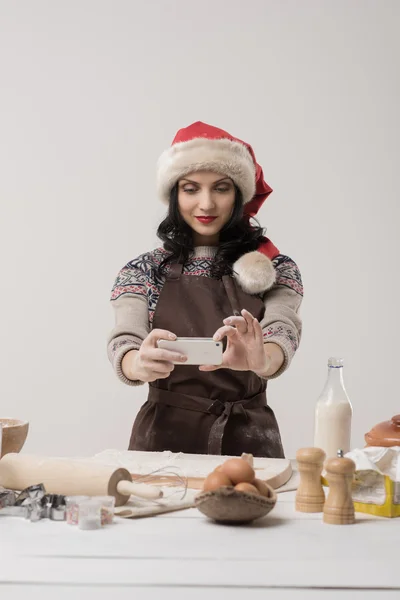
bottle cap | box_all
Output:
[328,357,344,368]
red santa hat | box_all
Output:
[156,122,280,294]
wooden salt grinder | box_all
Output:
[295,447,326,512]
[323,454,356,525]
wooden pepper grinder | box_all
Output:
[323,450,356,524]
[295,447,326,512]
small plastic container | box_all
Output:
[97,496,115,525]
[65,496,89,525]
[78,499,102,530]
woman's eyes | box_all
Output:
[183,186,230,194]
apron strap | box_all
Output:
[149,387,216,413]
[168,263,184,280]
[222,275,242,317]
[148,386,266,455]
[207,401,244,455]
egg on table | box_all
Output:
[219,458,255,484]
[202,470,232,492]
[234,482,260,495]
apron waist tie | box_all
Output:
[148,387,266,455]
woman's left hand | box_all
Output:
[199,309,270,375]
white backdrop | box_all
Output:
[0,0,399,458]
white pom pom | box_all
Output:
[232,251,276,294]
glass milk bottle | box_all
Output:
[314,357,353,459]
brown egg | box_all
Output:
[219,458,255,484]
[202,470,232,492]
[234,482,260,495]
[253,478,272,497]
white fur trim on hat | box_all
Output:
[157,137,256,204]
[233,251,276,295]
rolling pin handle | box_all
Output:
[116,480,163,500]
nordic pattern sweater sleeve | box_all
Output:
[107,263,150,386]
[259,255,303,380]
[107,248,303,386]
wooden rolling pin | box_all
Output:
[0,453,163,507]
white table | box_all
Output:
[1,490,399,599]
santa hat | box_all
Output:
[157,122,280,294]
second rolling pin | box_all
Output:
[0,453,162,506]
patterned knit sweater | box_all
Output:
[107,246,303,386]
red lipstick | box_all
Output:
[196,217,217,224]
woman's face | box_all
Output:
[177,171,236,246]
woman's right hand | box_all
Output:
[122,329,187,383]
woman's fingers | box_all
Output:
[198,364,220,372]
[222,310,257,337]
[223,315,248,334]
[213,325,238,341]
[142,359,174,374]
[147,329,177,346]
[253,317,264,344]
[147,347,187,363]
[241,309,256,332]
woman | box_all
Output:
[108,122,303,457]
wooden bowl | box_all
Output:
[195,484,277,524]
[0,418,29,458]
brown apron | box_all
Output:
[128,263,284,458]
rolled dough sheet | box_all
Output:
[92,450,293,490]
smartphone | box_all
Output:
[157,337,223,366]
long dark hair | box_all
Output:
[156,183,265,279]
